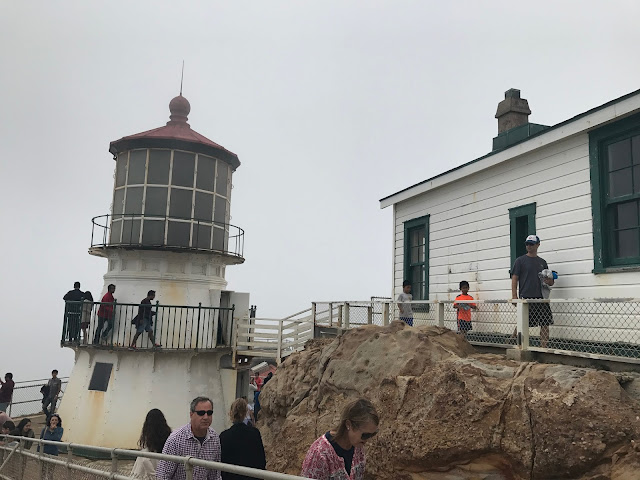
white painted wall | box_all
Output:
[58,349,237,448]
[393,132,640,301]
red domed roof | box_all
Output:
[109,95,240,170]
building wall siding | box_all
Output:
[393,133,640,300]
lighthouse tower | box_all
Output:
[58,94,249,448]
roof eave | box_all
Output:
[379,88,640,209]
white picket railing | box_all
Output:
[233,308,313,363]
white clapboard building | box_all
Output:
[380,88,640,303]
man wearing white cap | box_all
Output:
[511,235,555,347]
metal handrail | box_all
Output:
[90,213,244,258]
[0,435,309,480]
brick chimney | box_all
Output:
[495,88,531,133]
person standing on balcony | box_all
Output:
[511,235,555,348]
[397,280,414,326]
[0,373,15,413]
[63,281,84,343]
[156,396,222,480]
[129,290,161,350]
[81,291,94,345]
[94,284,116,345]
[42,370,62,416]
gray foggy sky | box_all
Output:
[1,1,639,380]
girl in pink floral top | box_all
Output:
[301,399,379,480]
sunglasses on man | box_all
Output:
[194,410,214,416]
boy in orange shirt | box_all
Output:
[453,281,477,339]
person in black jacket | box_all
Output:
[63,282,84,342]
[129,290,160,350]
[219,398,266,480]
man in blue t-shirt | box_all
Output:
[511,235,555,347]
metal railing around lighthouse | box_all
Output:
[90,213,244,258]
[62,301,235,351]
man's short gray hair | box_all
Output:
[190,396,213,412]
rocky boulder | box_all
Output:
[258,323,640,479]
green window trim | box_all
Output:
[403,215,429,301]
[509,203,536,272]
[590,113,640,272]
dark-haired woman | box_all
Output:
[131,408,172,479]
[13,418,35,449]
[220,398,266,480]
[81,291,94,344]
[301,398,379,480]
[39,414,63,480]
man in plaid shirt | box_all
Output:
[156,396,222,480]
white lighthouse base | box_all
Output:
[58,348,237,448]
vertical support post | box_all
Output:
[311,302,317,325]
[329,303,334,327]
[276,320,283,364]
[367,306,373,325]
[230,305,236,347]
[337,305,343,328]
[194,302,202,350]
[436,301,445,328]
[344,302,350,330]
[213,305,220,349]
[185,458,194,480]
[67,444,73,475]
[153,300,160,348]
[111,448,118,473]
[382,302,390,326]
[516,300,529,350]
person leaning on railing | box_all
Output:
[11,418,35,449]
[301,398,379,480]
[38,414,63,480]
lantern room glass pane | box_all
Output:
[142,220,165,246]
[167,221,191,247]
[196,155,216,192]
[169,188,193,219]
[194,192,213,222]
[148,150,171,184]
[115,153,127,187]
[214,197,227,224]
[124,187,144,215]
[172,151,195,187]
[122,219,141,244]
[212,227,225,251]
[193,224,212,250]
[216,163,229,196]
[145,187,168,217]
[113,188,125,217]
[110,220,122,244]
[128,150,147,185]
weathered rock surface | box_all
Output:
[258,323,640,479]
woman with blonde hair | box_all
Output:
[301,398,379,480]
[219,398,266,480]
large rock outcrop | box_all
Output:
[258,323,640,479]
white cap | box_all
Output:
[525,235,540,244]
